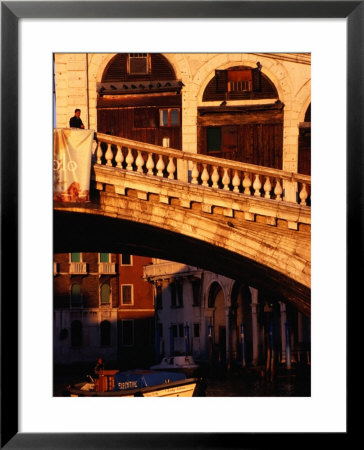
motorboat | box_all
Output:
[150,355,200,377]
[67,369,200,397]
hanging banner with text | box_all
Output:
[53,128,95,202]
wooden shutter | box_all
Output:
[215,70,228,93]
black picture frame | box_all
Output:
[1,1,359,448]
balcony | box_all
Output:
[98,262,117,275]
[69,262,88,274]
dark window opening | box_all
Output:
[100,320,111,346]
[71,320,82,347]
[121,254,131,265]
[194,323,200,338]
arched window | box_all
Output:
[208,282,222,308]
[71,283,82,307]
[100,283,110,306]
[71,320,82,347]
[100,320,111,346]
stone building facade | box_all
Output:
[143,259,310,368]
[53,253,154,366]
[54,52,311,202]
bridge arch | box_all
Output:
[54,208,310,317]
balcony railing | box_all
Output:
[69,262,87,274]
[98,262,117,274]
[95,133,311,206]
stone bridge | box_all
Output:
[54,133,311,316]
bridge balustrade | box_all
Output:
[95,133,310,206]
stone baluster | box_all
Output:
[222,168,230,190]
[211,166,219,188]
[191,161,199,185]
[253,174,262,197]
[242,172,252,195]
[274,178,283,201]
[105,143,113,166]
[167,156,176,179]
[156,154,165,177]
[136,150,144,173]
[146,153,155,175]
[115,146,124,167]
[201,164,209,186]
[126,148,134,171]
[232,170,241,193]
[264,177,272,198]
[299,183,308,206]
[96,142,103,164]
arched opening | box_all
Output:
[70,283,81,307]
[207,281,226,362]
[97,53,183,149]
[100,320,111,346]
[231,283,253,364]
[100,283,110,306]
[198,65,283,169]
[71,320,82,347]
[298,103,311,175]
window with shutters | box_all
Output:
[71,283,82,307]
[70,252,81,262]
[121,284,133,305]
[100,253,110,263]
[128,53,149,75]
[100,283,111,306]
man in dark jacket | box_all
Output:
[69,108,85,128]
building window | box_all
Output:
[120,320,134,346]
[159,108,180,127]
[128,53,149,74]
[100,253,110,263]
[156,284,162,310]
[121,284,133,305]
[121,254,132,265]
[192,279,201,306]
[194,323,200,338]
[172,324,178,338]
[100,320,111,346]
[70,252,81,262]
[71,283,82,307]
[170,281,183,308]
[71,320,82,347]
[178,323,184,338]
[100,283,111,306]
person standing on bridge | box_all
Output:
[69,108,85,129]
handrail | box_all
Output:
[96,133,310,184]
[95,132,311,205]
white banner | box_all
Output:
[53,128,95,202]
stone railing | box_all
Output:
[95,133,311,206]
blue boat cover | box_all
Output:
[113,370,186,391]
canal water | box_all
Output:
[54,363,310,397]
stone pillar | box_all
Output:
[225,306,231,367]
[279,301,287,363]
[250,287,259,366]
